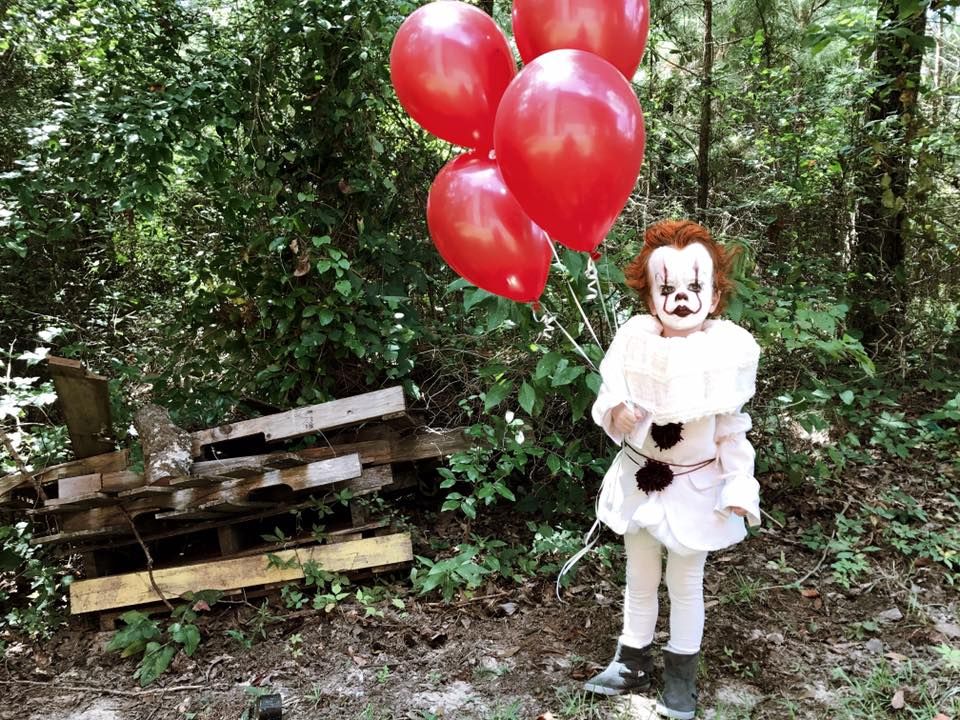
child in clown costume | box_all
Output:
[583,220,761,719]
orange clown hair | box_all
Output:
[624,219,738,316]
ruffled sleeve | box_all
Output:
[714,406,761,526]
[591,317,655,445]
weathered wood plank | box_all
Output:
[190,387,406,456]
[32,464,394,547]
[49,356,115,459]
[57,473,103,499]
[69,532,413,614]
[390,428,471,463]
[33,492,113,513]
[114,485,178,500]
[186,428,469,478]
[0,449,128,499]
[57,454,363,533]
[101,470,145,493]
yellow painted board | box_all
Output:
[69,532,413,614]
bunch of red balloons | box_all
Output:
[391,0,648,303]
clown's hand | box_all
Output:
[611,403,643,436]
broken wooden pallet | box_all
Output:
[0,449,130,503]
[190,386,406,457]
[48,356,116,459]
[30,454,379,542]
[69,531,414,614]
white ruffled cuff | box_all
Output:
[715,473,761,527]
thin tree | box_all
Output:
[850,0,928,353]
[696,0,714,219]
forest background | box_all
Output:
[0,0,959,718]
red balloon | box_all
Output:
[494,49,645,254]
[512,0,650,80]
[390,2,517,150]
[427,153,551,302]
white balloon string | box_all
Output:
[548,240,603,353]
[531,302,598,373]
[587,255,615,339]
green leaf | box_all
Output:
[518,382,536,415]
[484,381,513,412]
[839,390,855,405]
[534,352,562,380]
[135,643,176,687]
[170,623,201,656]
[463,287,492,312]
[551,359,585,387]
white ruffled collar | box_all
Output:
[620,314,760,424]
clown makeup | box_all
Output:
[647,243,718,337]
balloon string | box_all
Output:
[531,302,598,373]
[587,256,615,339]
[548,240,603,353]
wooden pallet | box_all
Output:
[69,532,414,614]
[8,384,467,622]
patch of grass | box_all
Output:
[711,704,754,720]
[473,661,511,681]
[831,659,960,719]
[551,687,633,720]
[719,571,764,605]
[720,646,760,680]
[489,700,523,720]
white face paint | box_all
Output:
[647,243,718,336]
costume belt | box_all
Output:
[622,441,716,493]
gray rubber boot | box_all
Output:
[583,641,653,696]
[655,650,699,719]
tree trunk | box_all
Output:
[696,0,714,220]
[134,404,193,484]
[850,0,927,353]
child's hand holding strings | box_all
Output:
[611,403,644,437]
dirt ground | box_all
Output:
[2,466,960,720]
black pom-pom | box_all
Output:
[651,422,684,450]
[635,459,674,493]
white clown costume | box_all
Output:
[580,227,762,717]
[592,313,762,552]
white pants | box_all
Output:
[620,529,708,654]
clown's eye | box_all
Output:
[660,285,675,295]
[689,282,703,293]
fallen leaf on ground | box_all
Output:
[890,689,905,710]
[801,588,820,599]
[934,621,960,639]
[536,714,556,720]
[878,607,903,622]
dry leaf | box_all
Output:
[934,621,960,639]
[536,714,557,720]
[932,714,950,720]
[885,651,909,663]
[890,689,905,710]
[801,588,820,599]
[294,250,311,276]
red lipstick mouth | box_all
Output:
[672,306,693,317]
